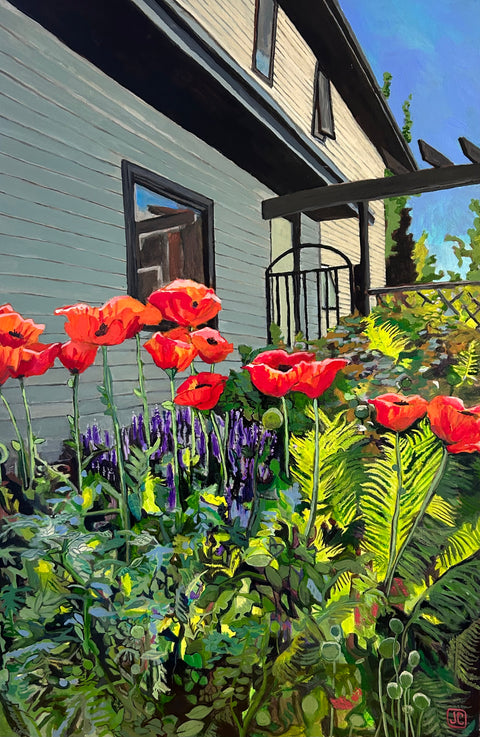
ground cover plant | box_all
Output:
[0,281,479,737]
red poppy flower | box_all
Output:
[101,296,162,339]
[369,393,428,432]
[55,296,162,346]
[8,342,61,379]
[0,307,44,348]
[190,327,234,364]
[330,689,362,711]
[243,349,316,397]
[290,358,349,399]
[59,341,98,374]
[0,345,16,385]
[174,372,227,411]
[428,395,480,453]
[148,279,221,327]
[144,332,197,373]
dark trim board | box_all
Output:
[121,161,216,299]
[262,163,480,220]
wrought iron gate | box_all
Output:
[265,243,355,344]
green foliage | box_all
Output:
[413,231,445,282]
[382,71,393,100]
[445,198,480,281]
[401,94,413,143]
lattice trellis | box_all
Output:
[371,282,480,328]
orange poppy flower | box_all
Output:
[144,332,197,373]
[174,372,227,411]
[0,345,16,385]
[59,341,98,374]
[191,327,234,364]
[243,349,316,397]
[428,395,480,453]
[369,393,428,432]
[290,358,349,399]
[55,296,162,346]
[148,279,221,327]
[0,307,44,348]
[8,342,61,379]
[101,296,162,339]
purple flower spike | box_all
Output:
[211,430,221,461]
[92,423,101,446]
[132,414,138,442]
[166,463,176,509]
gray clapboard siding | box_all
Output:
[0,1,277,456]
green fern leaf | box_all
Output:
[361,420,444,580]
[451,339,480,387]
[290,408,365,530]
[363,315,410,361]
[437,516,480,576]
[449,618,480,689]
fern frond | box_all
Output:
[452,339,480,386]
[363,315,410,361]
[361,420,444,579]
[449,618,480,689]
[437,516,480,576]
[290,408,365,530]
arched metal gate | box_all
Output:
[265,243,355,344]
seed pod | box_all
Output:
[408,650,420,668]
[261,407,284,430]
[413,692,431,711]
[321,641,341,661]
[379,637,400,659]
[387,682,403,700]
[389,617,404,635]
[355,404,370,420]
[330,625,342,641]
[402,705,414,716]
[399,670,414,689]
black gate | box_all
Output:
[265,243,355,344]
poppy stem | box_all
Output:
[305,397,320,544]
[135,334,151,449]
[385,448,448,595]
[18,378,35,489]
[168,373,180,509]
[0,389,28,488]
[197,410,210,478]
[384,432,403,593]
[101,346,130,562]
[281,395,290,476]
[210,411,227,489]
[246,430,262,538]
[71,373,83,492]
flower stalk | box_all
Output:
[167,370,180,509]
[135,333,151,448]
[71,373,83,492]
[0,389,28,487]
[281,395,290,475]
[384,433,403,591]
[305,397,320,544]
[101,346,130,561]
[19,378,35,488]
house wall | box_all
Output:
[173,0,387,288]
[0,0,276,455]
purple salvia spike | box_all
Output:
[166,463,176,509]
[211,429,221,461]
[92,423,101,446]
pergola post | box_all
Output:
[357,201,370,315]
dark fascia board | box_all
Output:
[7,0,368,216]
[277,0,418,174]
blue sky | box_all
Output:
[340,0,480,276]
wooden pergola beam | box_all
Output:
[262,162,480,220]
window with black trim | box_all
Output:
[122,161,215,303]
[252,0,278,83]
[312,63,335,139]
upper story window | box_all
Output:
[253,0,278,84]
[312,63,335,140]
[122,161,215,303]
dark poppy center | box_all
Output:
[192,301,198,308]
[460,410,477,417]
[9,330,23,339]
[196,383,211,389]
[95,323,109,337]
[393,401,409,406]
[277,364,293,373]
[206,337,218,345]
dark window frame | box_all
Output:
[252,0,278,85]
[121,160,216,302]
[312,62,335,140]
